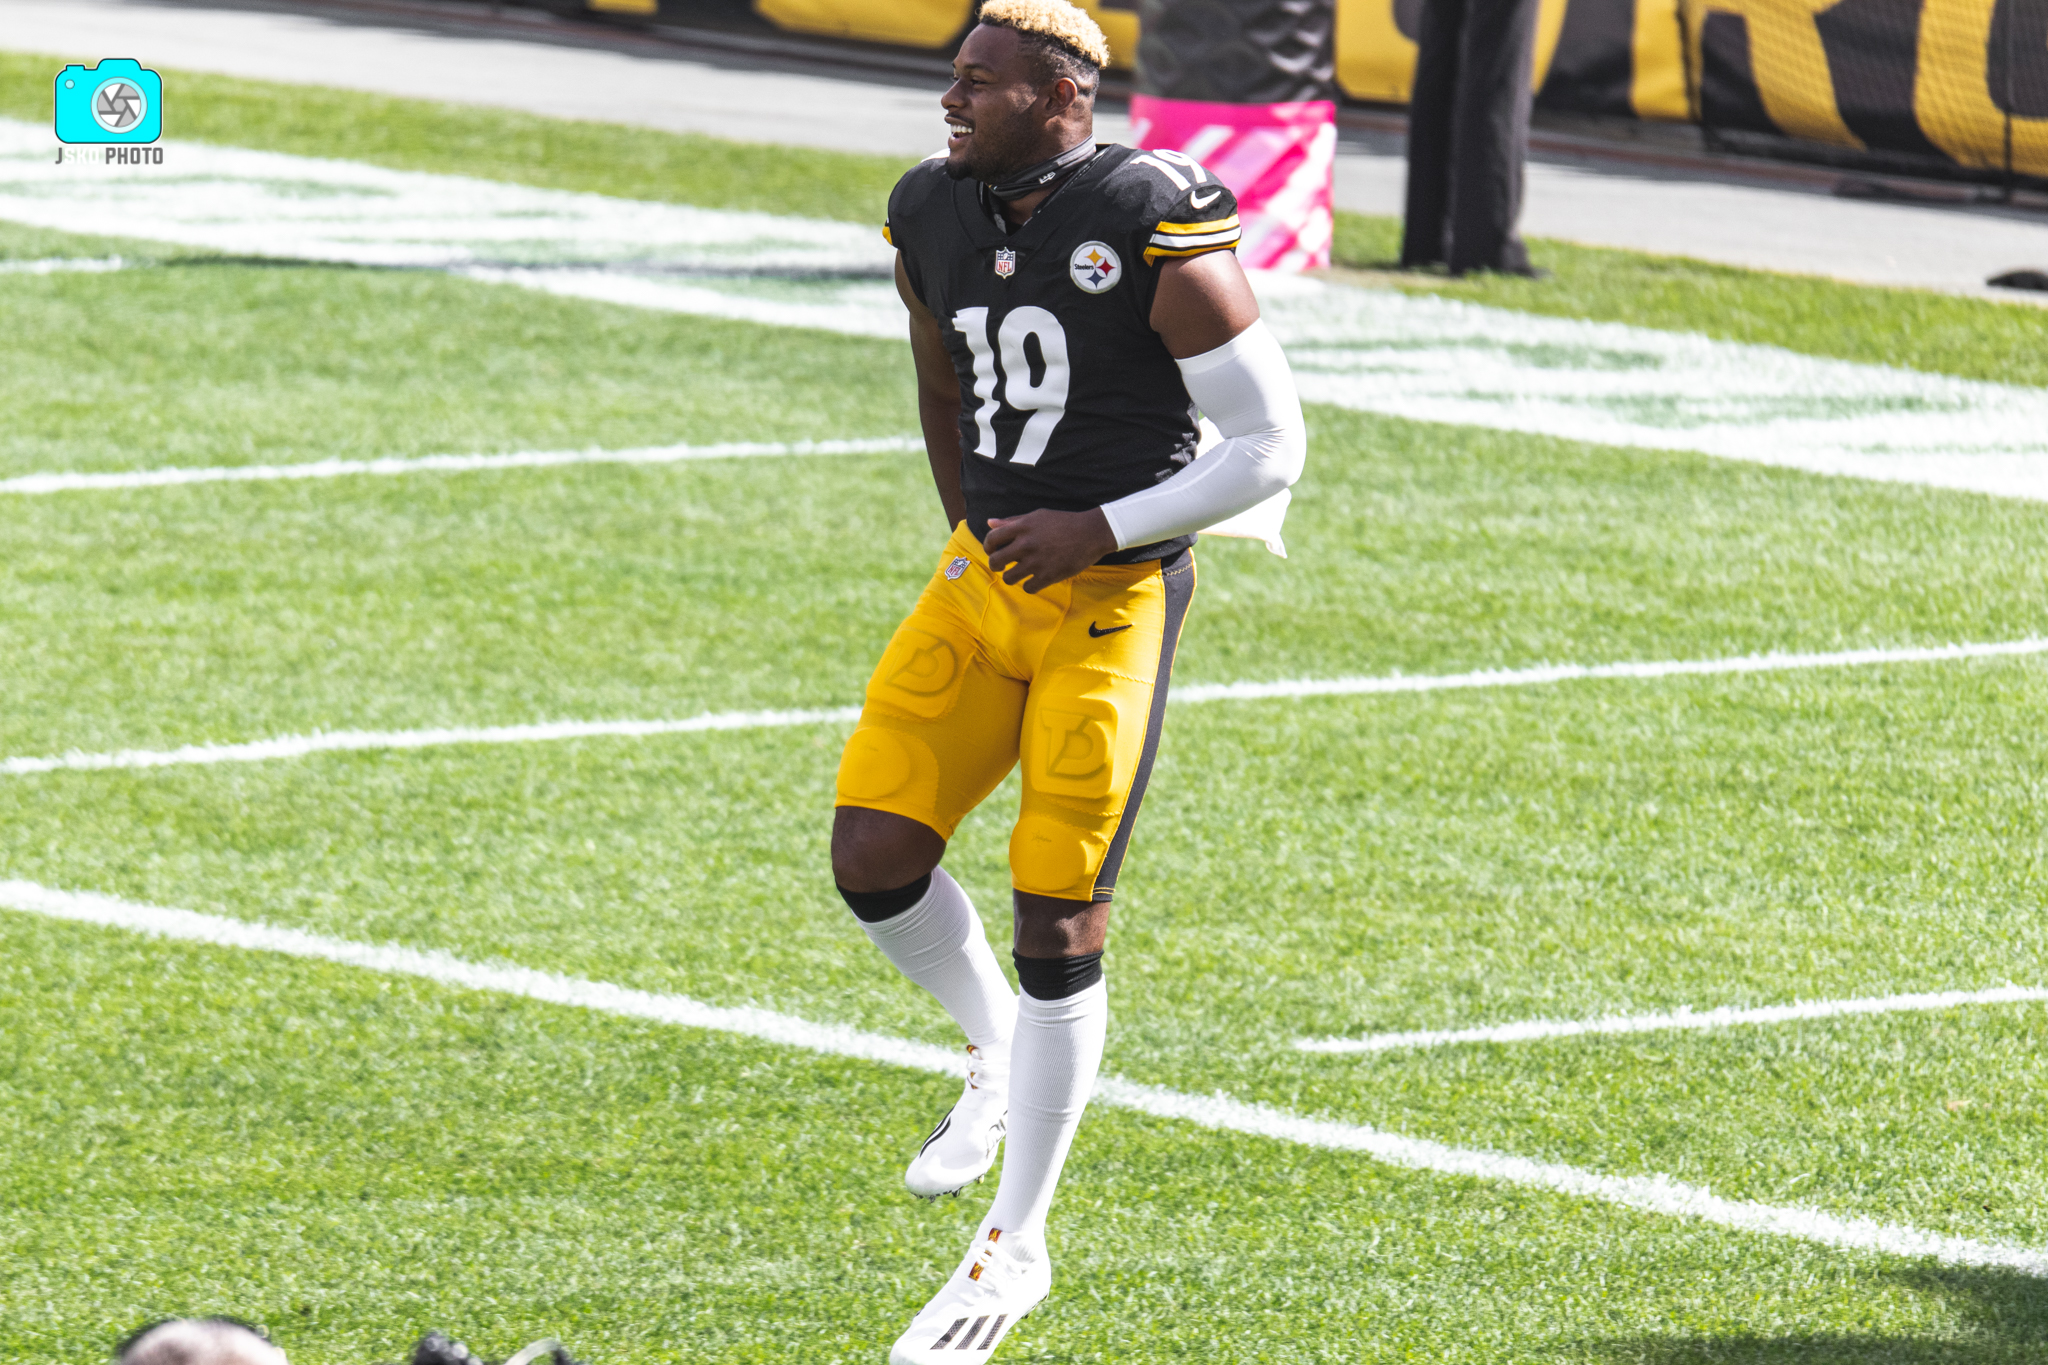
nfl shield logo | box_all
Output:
[993,248,1017,279]
[945,556,971,580]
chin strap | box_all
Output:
[985,141,1099,201]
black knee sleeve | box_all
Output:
[837,873,933,924]
[1013,951,1103,1000]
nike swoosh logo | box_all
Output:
[1088,622,1132,637]
[1190,188,1222,209]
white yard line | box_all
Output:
[1298,984,2048,1054]
[0,254,125,274]
[0,879,949,1073]
[1169,637,2048,702]
[2,877,2042,1277]
[0,436,917,496]
[0,708,863,777]
[6,637,2041,779]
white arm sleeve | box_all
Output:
[1098,318,1306,551]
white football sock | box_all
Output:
[984,978,1108,1238]
[858,867,1016,1056]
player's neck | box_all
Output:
[990,127,1095,228]
[999,189,1051,228]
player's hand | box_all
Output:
[983,508,1118,592]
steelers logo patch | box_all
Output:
[1069,240,1121,294]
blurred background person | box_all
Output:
[1399,0,1542,275]
[118,1318,288,1365]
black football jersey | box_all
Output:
[886,144,1242,564]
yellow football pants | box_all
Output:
[835,523,1196,902]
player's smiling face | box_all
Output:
[942,25,1055,183]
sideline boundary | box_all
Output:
[1298,984,2048,1053]
[7,637,2045,778]
[3,877,2044,1278]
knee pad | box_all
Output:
[1009,812,1109,902]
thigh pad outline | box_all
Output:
[866,620,974,722]
[1024,668,1150,810]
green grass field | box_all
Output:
[4,54,2048,1365]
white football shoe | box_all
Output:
[904,1043,1008,1199]
[888,1224,1049,1364]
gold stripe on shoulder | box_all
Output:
[1144,242,1239,265]
[1154,214,1241,236]
[882,225,894,245]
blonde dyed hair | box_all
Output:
[977,0,1111,72]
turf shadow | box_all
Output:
[1583,1263,2048,1363]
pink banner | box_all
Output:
[1127,95,1336,272]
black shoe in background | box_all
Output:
[408,1332,585,1365]
[412,1333,489,1365]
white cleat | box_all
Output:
[888,1225,1049,1364]
[904,1043,1007,1199]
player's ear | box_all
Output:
[1046,75,1080,116]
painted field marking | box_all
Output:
[459,266,908,340]
[0,708,863,777]
[0,255,126,274]
[12,118,2048,507]
[3,877,2043,1278]
[0,437,918,496]
[1168,637,2048,703]
[1298,984,2048,1054]
[6,637,2044,779]
[0,120,889,275]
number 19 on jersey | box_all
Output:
[953,306,1071,467]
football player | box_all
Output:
[828,2,1308,1358]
